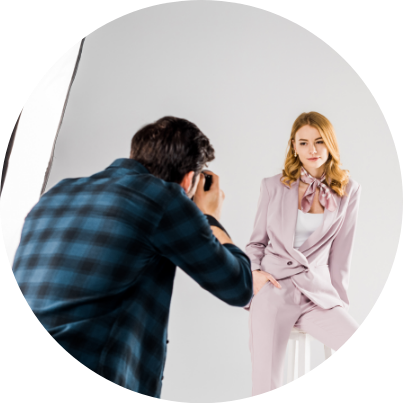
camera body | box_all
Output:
[190,171,212,201]
[202,171,213,191]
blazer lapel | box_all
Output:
[280,178,309,265]
[298,189,341,253]
[280,178,342,261]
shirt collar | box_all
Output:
[107,158,188,197]
[107,158,150,174]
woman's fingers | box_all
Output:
[266,273,281,289]
[252,270,281,294]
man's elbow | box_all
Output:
[217,249,253,307]
[226,272,253,307]
[229,288,253,307]
[236,258,253,306]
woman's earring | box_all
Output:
[294,150,297,157]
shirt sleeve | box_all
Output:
[245,178,270,271]
[150,194,253,307]
[328,184,362,309]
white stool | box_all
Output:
[286,328,334,384]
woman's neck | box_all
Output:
[302,165,325,179]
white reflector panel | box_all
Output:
[1,40,84,264]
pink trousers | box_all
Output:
[249,277,359,396]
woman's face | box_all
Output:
[293,125,329,172]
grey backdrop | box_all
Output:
[45,2,402,402]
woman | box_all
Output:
[246,112,361,395]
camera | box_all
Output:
[202,171,213,191]
[191,171,213,201]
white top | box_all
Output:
[293,209,324,249]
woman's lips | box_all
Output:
[307,157,319,161]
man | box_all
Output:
[13,116,252,397]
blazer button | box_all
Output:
[161,376,164,381]
[166,340,169,344]
[287,261,293,266]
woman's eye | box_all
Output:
[299,141,324,146]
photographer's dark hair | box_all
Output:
[130,116,215,185]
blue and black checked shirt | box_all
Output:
[13,158,253,397]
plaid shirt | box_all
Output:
[13,158,252,398]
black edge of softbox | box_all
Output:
[1,111,22,197]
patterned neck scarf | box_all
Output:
[299,167,337,213]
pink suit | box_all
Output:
[245,174,361,395]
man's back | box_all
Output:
[13,158,252,397]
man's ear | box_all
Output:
[179,171,195,193]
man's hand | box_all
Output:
[252,270,281,295]
[193,170,224,221]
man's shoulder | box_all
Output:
[38,166,189,223]
[125,173,186,204]
[44,167,184,199]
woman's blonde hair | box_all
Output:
[281,112,349,197]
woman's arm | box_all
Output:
[328,184,362,309]
[245,178,270,271]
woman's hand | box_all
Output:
[252,270,281,295]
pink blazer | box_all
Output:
[245,173,361,310]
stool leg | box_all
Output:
[324,345,333,360]
[287,338,297,383]
[298,333,310,377]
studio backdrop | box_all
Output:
[1,2,401,402]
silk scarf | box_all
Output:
[299,167,337,213]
